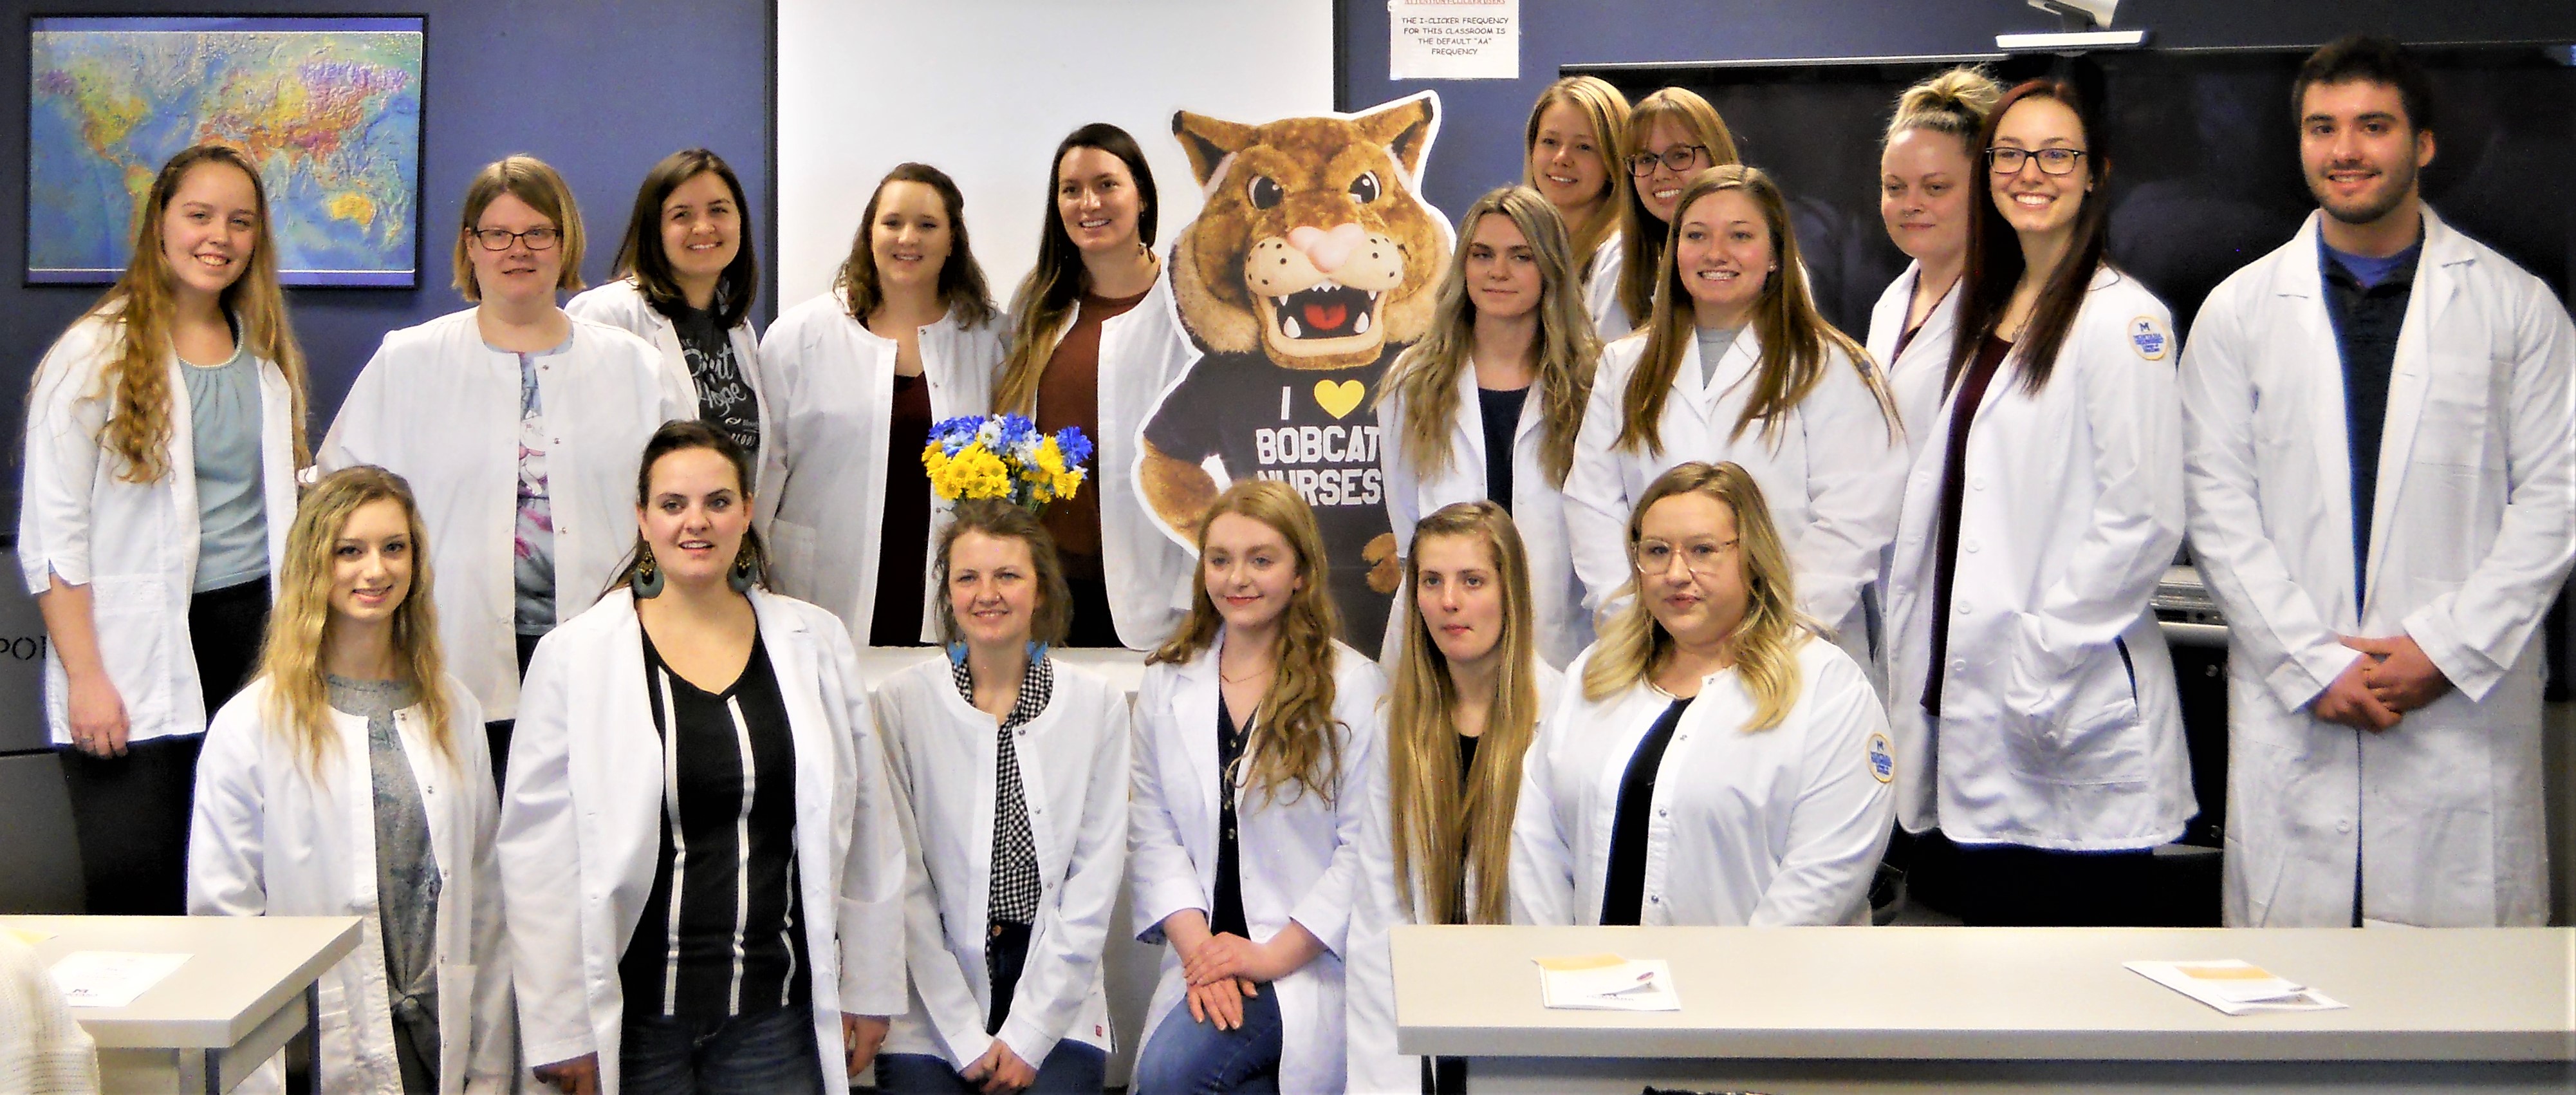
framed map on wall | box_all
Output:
[27,15,425,287]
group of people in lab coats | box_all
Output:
[17,30,2572,1095]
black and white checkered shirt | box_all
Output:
[953,653,1052,928]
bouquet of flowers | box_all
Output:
[923,413,1094,512]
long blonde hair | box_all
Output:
[1581,462,1808,732]
[259,467,456,780]
[1615,165,1894,454]
[1521,76,1632,276]
[1379,187,1598,489]
[1613,88,1739,329]
[1384,502,1542,924]
[64,145,308,483]
[1150,481,1347,807]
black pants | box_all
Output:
[59,577,269,914]
[1938,835,2161,926]
[483,633,544,791]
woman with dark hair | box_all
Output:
[1882,77,2193,927]
[501,420,907,1095]
[873,500,1129,1093]
[759,163,1002,647]
[991,124,1198,650]
[22,144,308,914]
[570,148,776,494]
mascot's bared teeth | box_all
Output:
[1284,315,1302,339]
[1353,311,1369,335]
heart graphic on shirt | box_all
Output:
[1312,379,1365,419]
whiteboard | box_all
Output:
[776,0,1338,314]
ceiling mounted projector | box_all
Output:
[2002,0,2149,51]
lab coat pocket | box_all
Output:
[2411,353,2498,469]
[768,519,818,602]
[2015,653,2146,787]
[89,572,174,722]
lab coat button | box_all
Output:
[1951,660,1966,671]
[2337,820,2353,834]
[1964,541,1979,554]
[1956,603,1970,614]
[1971,477,1987,491]
[1647,895,1660,904]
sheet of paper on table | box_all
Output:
[2125,959,2348,1015]
[1535,953,1681,1011]
[48,950,191,1009]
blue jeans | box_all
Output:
[1131,987,1283,1095]
[875,1042,1107,1093]
[620,1004,823,1095]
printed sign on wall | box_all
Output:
[1136,92,1452,656]
[1388,0,1518,81]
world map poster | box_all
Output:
[28,16,424,286]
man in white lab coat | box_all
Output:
[2182,35,2576,928]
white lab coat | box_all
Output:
[875,656,1130,1069]
[755,290,1001,645]
[1562,330,1904,671]
[1019,271,1202,650]
[188,675,511,1094]
[1344,666,1561,1094]
[1582,235,1630,342]
[564,278,782,499]
[1128,636,1385,1095]
[1882,267,2193,849]
[496,588,907,1095]
[319,309,687,721]
[1863,261,1962,458]
[1507,635,1894,928]
[1376,364,1591,668]
[18,311,296,745]
[2181,209,2576,928]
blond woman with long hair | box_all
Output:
[189,466,511,1093]
[1376,186,1598,668]
[1520,77,1633,339]
[1564,165,1903,679]
[320,155,685,784]
[759,163,1002,648]
[1129,481,1386,1094]
[1510,463,1892,928]
[22,144,308,914]
[1346,502,1559,1093]
[1608,88,1739,337]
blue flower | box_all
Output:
[1053,426,1094,468]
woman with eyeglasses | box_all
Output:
[1512,462,1895,929]
[1564,166,1902,676]
[1604,89,1740,339]
[1519,77,1632,342]
[1882,77,2192,927]
[323,155,689,785]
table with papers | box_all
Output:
[1389,924,2576,1094]
[0,915,360,1094]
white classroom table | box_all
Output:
[1389,924,2576,1093]
[2,914,359,1095]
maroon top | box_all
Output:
[1033,287,1150,577]
[871,371,934,646]
[1922,333,2014,716]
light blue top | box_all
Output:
[181,335,267,593]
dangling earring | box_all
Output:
[727,550,757,594]
[630,547,665,599]
[945,641,970,666]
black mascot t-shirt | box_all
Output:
[1144,344,1397,652]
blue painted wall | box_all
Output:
[1337,0,2576,225]
[0,0,774,526]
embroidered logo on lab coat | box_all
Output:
[1866,732,1895,783]
[2128,316,2171,361]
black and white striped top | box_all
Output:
[616,626,810,1020]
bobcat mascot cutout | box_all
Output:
[1135,92,1450,655]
